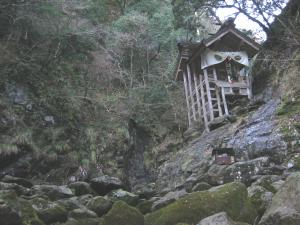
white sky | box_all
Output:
[216,8,267,41]
[216,1,288,41]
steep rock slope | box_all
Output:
[156,99,288,192]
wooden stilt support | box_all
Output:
[187,64,197,122]
[183,71,192,127]
[213,68,223,117]
[204,69,214,122]
[221,87,229,115]
[199,74,209,131]
[192,65,202,120]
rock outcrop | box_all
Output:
[145,182,257,225]
[100,201,144,225]
[156,100,288,192]
[196,212,236,225]
[259,172,300,225]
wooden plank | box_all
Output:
[204,69,214,121]
[187,64,197,122]
[192,65,202,120]
[183,71,192,126]
[199,74,209,132]
[221,87,229,115]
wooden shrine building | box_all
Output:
[175,19,260,131]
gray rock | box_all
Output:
[33,185,74,200]
[192,182,212,192]
[31,197,67,224]
[207,157,270,186]
[90,175,123,195]
[151,189,187,211]
[0,203,23,225]
[0,190,44,225]
[228,100,287,163]
[58,194,94,211]
[248,185,273,216]
[2,175,33,188]
[271,180,285,191]
[7,84,28,105]
[0,182,32,196]
[134,183,156,199]
[86,196,112,217]
[107,189,139,206]
[69,208,98,220]
[44,116,55,125]
[68,182,94,196]
[259,172,300,225]
[197,212,235,225]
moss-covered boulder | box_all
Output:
[0,190,45,225]
[69,208,98,220]
[100,201,144,225]
[107,189,139,206]
[86,196,112,217]
[30,197,68,224]
[68,182,95,196]
[62,218,103,225]
[145,182,257,225]
[136,199,153,214]
[259,172,300,225]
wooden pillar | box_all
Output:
[247,74,253,99]
[221,87,229,115]
[183,71,191,126]
[213,68,223,117]
[192,65,202,120]
[204,69,214,121]
[199,74,209,131]
[187,64,197,122]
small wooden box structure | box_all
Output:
[212,148,235,165]
[175,19,260,131]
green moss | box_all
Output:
[30,198,67,224]
[145,182,257,225]
[136,200,153,214]
[259,180,277,194]
[100,201,144,225]
[294,156,300,169]
[277,100,300,116]
[0,190,45,225]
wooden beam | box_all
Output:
[221,87,229,115]
[187,64,197,122]
[192,65,202,120]
[213,68,223,117]
[199,74,209,131]
[204,69,214,121]
[183,71,192,126]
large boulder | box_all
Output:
[68,208,98,220]
[90,175,123,195]
[151,189,187,211]
[68,182,94,196]
[0,181,32,196]
[86,196,113,217]
[30,198,68,225]
[259,172,300,225]
[145,182,257,225]
[107,189,139,206]
[100,201,144,225]
[1,175,33,188]
[197,212,236,225]
[0,190,45,225]
[56,195,93,211]
[33,185,74,200]
[62,218,103,225]
[207,157,270,186]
